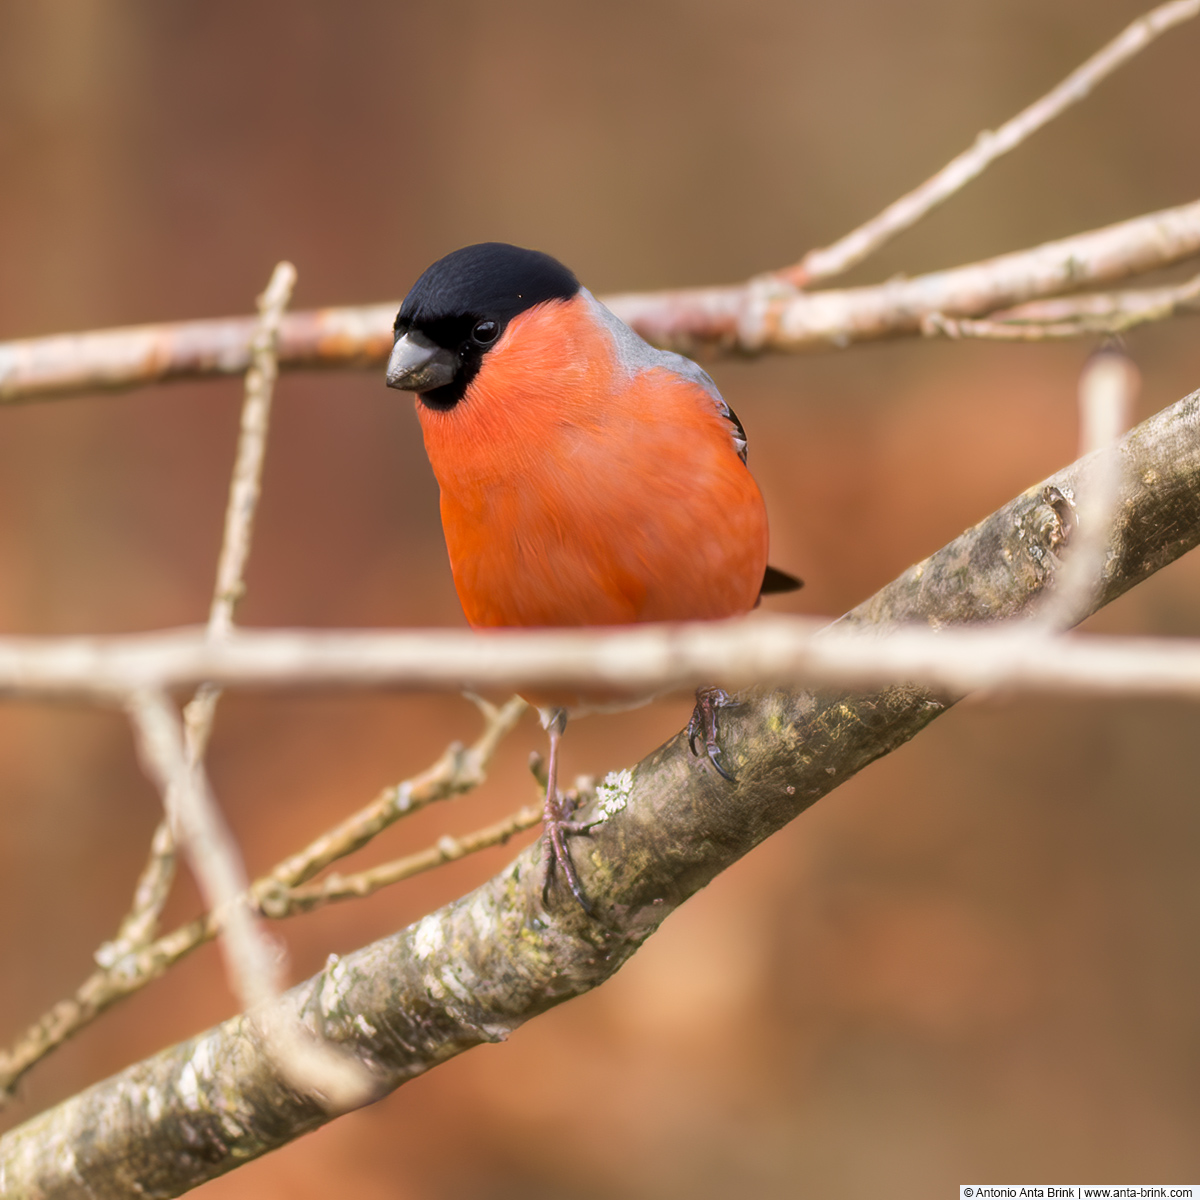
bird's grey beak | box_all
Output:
[386,330,459,392]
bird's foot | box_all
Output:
[537,708,596,916]
[687,686,738,782]
[541,787,596,916]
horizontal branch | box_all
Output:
[3,380,1197,1197]
[0,303,399,404]
[2,204,1199,404]
[0,372,1194,707]
[7,613,1200,705]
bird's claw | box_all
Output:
[541,811,595,916]
[706,740,736,782]
[688,686,738,782]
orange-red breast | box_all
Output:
[387,243,799,910]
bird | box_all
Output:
[386,242,800,913]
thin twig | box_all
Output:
[206,261,296,639]
[94,262,296,970]
[275,806,543,915]
[923,271,1200,340]
[95,819,177,969]
[0,302,397,404]
[780,0,1200,287]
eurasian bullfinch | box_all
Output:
[386,243,799,912]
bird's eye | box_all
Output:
[471,319,499,346]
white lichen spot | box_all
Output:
[354,1014,377,1038]
[468,893,493,933]
[412,913,445,960]
[177,1060,202,1112]
[593,768,633,821]
[191,1035,215,1081]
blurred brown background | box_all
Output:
[2,2,1199,1196]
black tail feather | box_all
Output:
[760,564,803,595]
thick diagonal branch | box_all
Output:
[1,385,1197,1198]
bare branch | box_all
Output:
[780,0,1200,287]
[11,605,1200,703]
[0,386,1192,718]
[95,819,177,971]
[4,381,1199,1198]
[274,805,543,915]
[0,302,398,404]
[923,270,1200,340]
[207,261,296,639]
[1,204,1199,403]
[9,603,1200,702]
[0,802,530,1104]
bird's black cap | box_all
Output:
[397,243,579,329]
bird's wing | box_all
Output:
[582,289,748,462]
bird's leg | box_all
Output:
[540,708,595,915]
[687,686,737,782]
